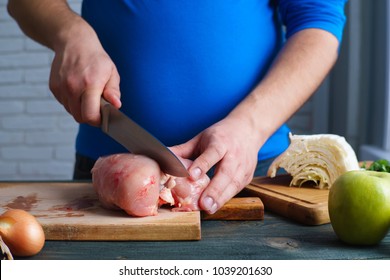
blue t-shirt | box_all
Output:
[77,0,347,161]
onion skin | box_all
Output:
[0,209,45,257]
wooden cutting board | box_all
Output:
[244,175,329,225]
[0,181,201,241]
[0,182,264,241]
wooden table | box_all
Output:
[15,212,390,260]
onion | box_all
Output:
[0,209,45,257]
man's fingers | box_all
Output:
[169,136,200,159]
[199,154,256,214]
[77,65,121,126]
[81,88,102,126]
[189,144,225,180]
[102,66,121,108]
[199,162,243,214]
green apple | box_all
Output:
[328,170,390,245]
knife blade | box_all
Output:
[100,99,189,177]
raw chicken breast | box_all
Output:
[92,154,161,217]
[92,153,210,217]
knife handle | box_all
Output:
[100,98,110,133]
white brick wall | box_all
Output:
[0,0,81,180]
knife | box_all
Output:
[100,98,189,177]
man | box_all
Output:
[8,0,347,214]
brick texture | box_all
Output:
[0,0,80,180]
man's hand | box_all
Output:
[170,115,263,214]
[8,0,121,126]
[49,26,121,126]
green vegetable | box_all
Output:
[363,159,390,173]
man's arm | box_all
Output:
[7,0,121,125]
[231,28,339,148]
[8,0,82,51]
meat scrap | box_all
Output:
[91,153,210,217]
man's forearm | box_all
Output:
[7,0,89,51]
[229,28,339,144]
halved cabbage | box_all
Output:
[267,133,360,189]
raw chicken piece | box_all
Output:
[92,154,161,217]
[92,153,210,217]
[171,175,210,211]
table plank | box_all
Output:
[17,212,390,260]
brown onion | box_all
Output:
[0,209,45,257]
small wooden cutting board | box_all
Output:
[244,175,330,225]
[202,197,264,220]
[0,182,201,241]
